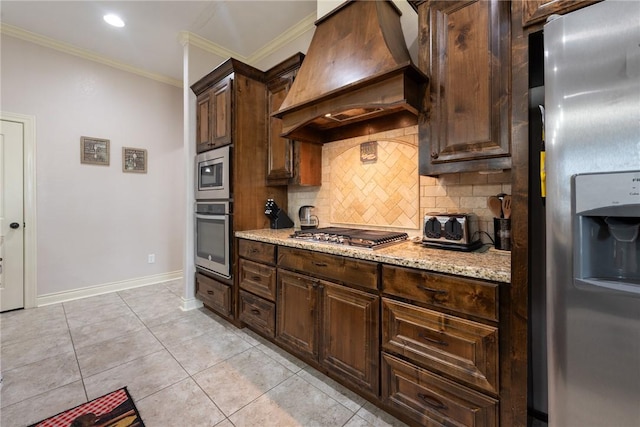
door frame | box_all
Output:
[1,111,37,308]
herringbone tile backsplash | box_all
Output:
[288,126,511,242]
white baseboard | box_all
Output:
[37,271,183,306]
[180,296,204,311]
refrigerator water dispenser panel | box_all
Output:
[573,171,640,294]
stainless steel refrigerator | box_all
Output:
[544,2,640,426]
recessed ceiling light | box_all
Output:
[103,14,125,28]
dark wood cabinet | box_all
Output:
[382,353,498,427]
[266,53,322,187]
[238,289,276,338]
[195,75,232,153]
[417,0,511,175]
[522,0,599,27]
[195,272,232,317]
[275,269,320,360]
[320,282,379,397]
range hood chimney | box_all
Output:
[273,0,427,144]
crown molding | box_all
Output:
[177,31,244,61]
[1,23,182,87]
[246,12,316,65]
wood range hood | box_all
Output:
[273,0,428,144]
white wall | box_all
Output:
[1,35,184,297]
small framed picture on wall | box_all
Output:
[80,136,110,166]
[122,147,147,173]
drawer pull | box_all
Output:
[417,393,448,411]
[416,284,448,295]
[250,248,259,253]
[313,262,328,267]
[418,333,449,347]
[250,308,261,315]
[207,290,215,295]
[251,275,262,281]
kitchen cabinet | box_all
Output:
[275,268,380,398]
[237,239,277,337]
[192,59,289,322]
[195,272,232,317]
[417,0,511,175]
[265,54,322,186]
[521,0,599,27]
[381,264,499,426]
[195,74,232,153]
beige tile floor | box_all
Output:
[0,280,408,427]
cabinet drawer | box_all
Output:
[239,290,276,338]
[382,265,498,322]
[382,353,498,427]
[382,298,498,394]
[196,273,231,317]
[239,259,277,301]
[238,239,276,265]
[278,246,378,290]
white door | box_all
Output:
[0,119,25,311]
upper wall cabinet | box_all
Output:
[417,0,511,176]
[195,74,232,153]
[266,54,322,187]
[522,0,600,28]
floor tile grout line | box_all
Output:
[62,302,90,403]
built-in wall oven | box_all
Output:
[196,145,231,200]
[195,201,231,278]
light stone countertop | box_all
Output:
[235,228,511,284]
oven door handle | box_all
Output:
[195,213,229,220]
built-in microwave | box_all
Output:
[195,201,231,279]
[196,145,231,200]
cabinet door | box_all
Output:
[418,0,511,175]
[522,0,599,27]
[196,91,212,153]
[211,75,232,148]
[276,269,320,361]
[196,272,232,317]
[320,282,380,397]
[267,76,295,183]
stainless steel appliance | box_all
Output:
[422,213,481,251]
[195,145,231,200]
[298,205,319,229]
[544,3,640,426]
[291,227,408,249]
[195,201,231,278]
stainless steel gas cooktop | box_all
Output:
[290,227,408,249]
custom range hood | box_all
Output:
[273,0,427,144]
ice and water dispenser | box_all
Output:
[574,171,640,294]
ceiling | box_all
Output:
[0,1,318,85]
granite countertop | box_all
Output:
[235,229,511,284]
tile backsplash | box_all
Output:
[288,125,511,244]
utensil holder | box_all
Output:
[494,218,511,251]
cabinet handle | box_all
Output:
[313,262,328,267]
[431,151,439,159]
[250,248,259,253]
[418,333,448,346]
[417,393,448,411]
[416,284,448,295]
[250,308,261,315]
[251,275,262,281]
[207,290,215,295]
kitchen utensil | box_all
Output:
[298,205,319,230]
[487,196,503,218]
[502,195,512,219]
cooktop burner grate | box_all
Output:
[291,227,408,249]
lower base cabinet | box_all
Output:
[238,289,276,338]
[275,269,380,398]
[196,272,232,318]
[382,353,498,427]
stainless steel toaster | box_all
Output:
[422,213,482,251]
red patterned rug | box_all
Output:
[29,387,144,427]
